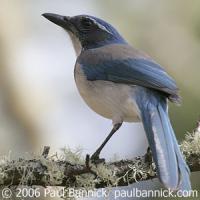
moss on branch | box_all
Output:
[0,123,200,190]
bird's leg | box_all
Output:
[144,147,152,163]
[91,123,122,163]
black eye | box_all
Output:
[81,18,93,28]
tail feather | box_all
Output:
[135,88,191,190]
[167,118,191,190]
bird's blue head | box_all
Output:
[42,13,127,50]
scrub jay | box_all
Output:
[42,13,191,190]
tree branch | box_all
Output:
[0,124,200,189]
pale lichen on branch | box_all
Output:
[0,123,200,190]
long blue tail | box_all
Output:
[135,88,191,190]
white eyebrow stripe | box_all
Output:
[85,17,112,34]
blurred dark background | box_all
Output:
[0,0,199,199]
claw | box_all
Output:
[90,153,105,164]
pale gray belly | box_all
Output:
[74,66,140,123]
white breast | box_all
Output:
[74,63,141,124]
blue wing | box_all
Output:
[78,45,180,102]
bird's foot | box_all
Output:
[90,152,105,164]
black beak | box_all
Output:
[42,13,71,29]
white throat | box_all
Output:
[68,32,82,57]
